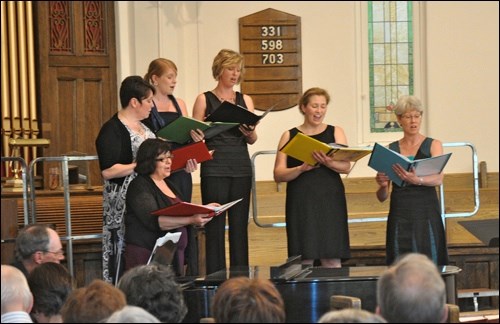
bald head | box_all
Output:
[1,265,33,315]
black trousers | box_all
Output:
[201,176,251,274]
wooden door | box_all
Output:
[34,1,117,187]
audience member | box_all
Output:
[211,277,286,323]
[117,264,187,323]
[105,305,160,323]
[318,309,387,323]
[1,265,33,323]
[27,262,73,323]
[376,253,448,323]
[60,279,126,323]
[12,224,64,277]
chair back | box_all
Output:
[446,303,460,323]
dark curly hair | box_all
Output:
[117,264,187,323]
[134,138,171,176]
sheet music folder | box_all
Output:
[205,101,276,125]
[368,143,452,187]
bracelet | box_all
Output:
[418,177,424,186]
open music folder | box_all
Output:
[156,116,239,144]
[368,142,452,187]
[151,198,243,217]
[279,132,373,166]
[205,101,276,125]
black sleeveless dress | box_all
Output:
[386,137,449,265]
[285,126,351,260]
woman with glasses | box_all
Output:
[375,95,449,266]
[124,138,215,275]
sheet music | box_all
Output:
[147,232,182,265]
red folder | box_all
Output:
[170,141,213,172]
[151,198,243,217]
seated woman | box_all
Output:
[124,138,215,276]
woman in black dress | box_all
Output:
[274,87,351,268]
[143,58,204,275]
[375,95,449,265]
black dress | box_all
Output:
[285,126,351,261]
[386,137,449,265]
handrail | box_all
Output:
[250,142,480,228]
[440,142,480,222]
[1,156,30,225]
[28,155,101,277]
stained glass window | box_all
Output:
[369,1,413,132]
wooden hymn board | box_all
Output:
[239,8,302,111]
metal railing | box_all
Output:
[250,142,479,228]
[28,155,101,277]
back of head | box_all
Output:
[211,277,286,323]
[318,309,387,323]
[27,262,73,320]
[117,264,187,323]
[60,279,126,323]
[15,224,51,262]
[105,305,160,323]
[1,265,33,315]
[377,253,446,323]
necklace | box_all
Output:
[214,90,235,103]
[401,136,423,148]
[119,111,145,136]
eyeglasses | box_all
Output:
[401,114,422,120]
[43,249,64,257]
[156,154,174,163]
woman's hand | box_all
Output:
[190,129,205,142]
[376,172,390,188]
[239,124,257,144]
[392,164,420,185]
[184,159,198,173]
[191,214,213,227]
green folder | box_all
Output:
[156,116,238,144]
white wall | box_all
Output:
[115,1,499,182]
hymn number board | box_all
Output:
[239,8,302,111]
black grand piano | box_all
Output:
[181,257,461,323]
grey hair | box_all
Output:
[15,224,52,261]
[393,95,424,116]
[105,305,161,323]
[1,265,33,313]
